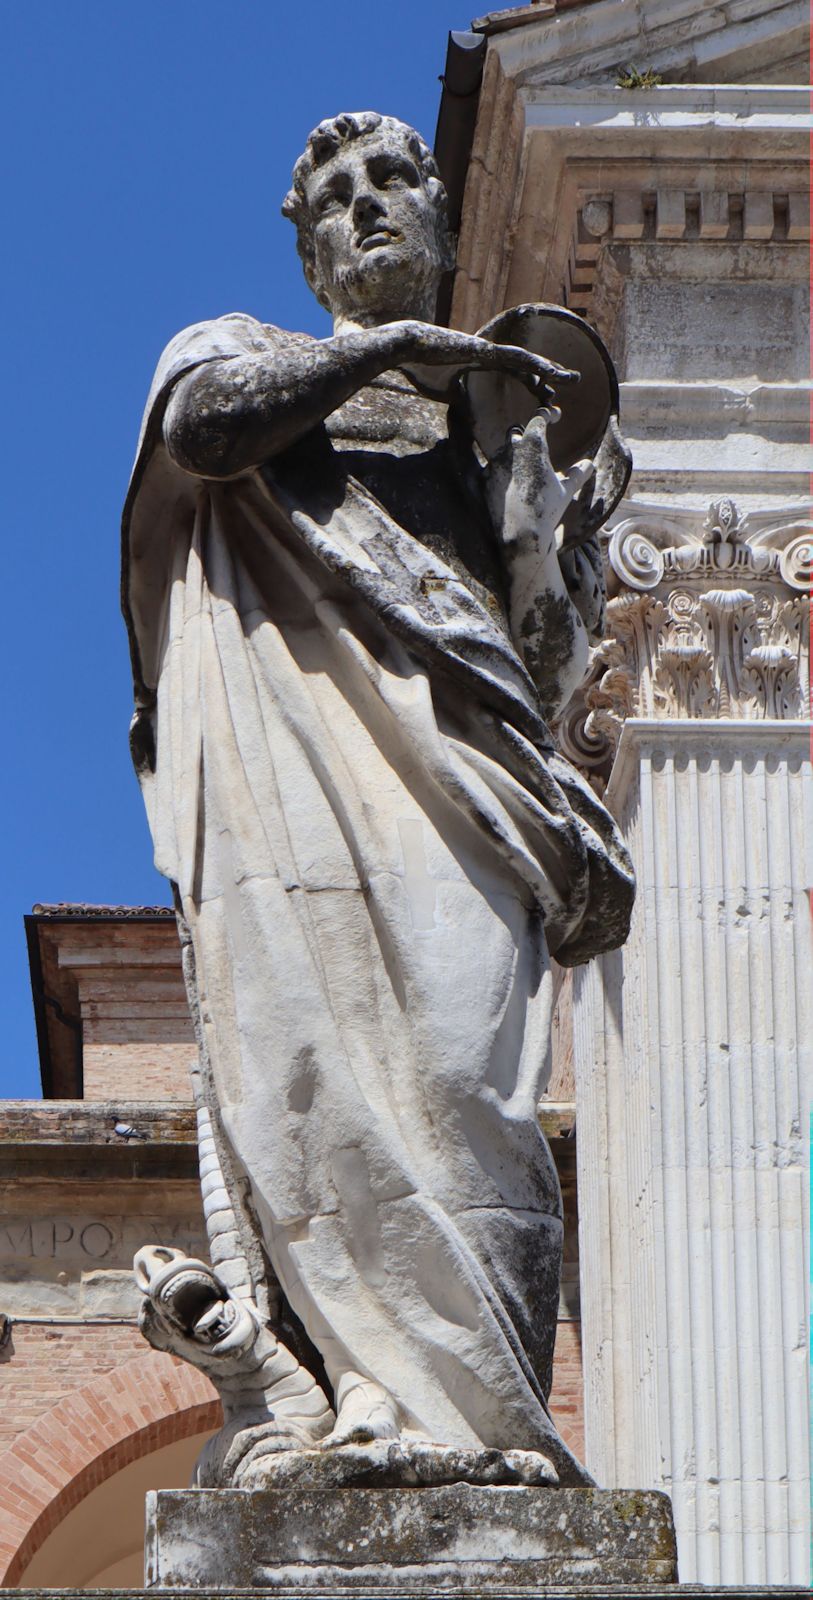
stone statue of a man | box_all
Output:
[124,112,633,1490]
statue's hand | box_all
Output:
[485,414,595,716]
[485,411,594,557]
[383,321,577,400]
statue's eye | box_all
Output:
[315,186,347,218]
[370,156,419,190]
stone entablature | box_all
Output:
[567,182,809,325]
[450,67,811,507]
[0,1102,202,1324]
[452,79,811,338]
[472,0,807,86]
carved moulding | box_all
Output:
[555,498,811,788]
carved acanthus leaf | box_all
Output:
[652,644,717,719]
[556,500,810,791]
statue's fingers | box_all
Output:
[525,376,556,407]
[518,348,578,384]
[493,344,577,385]
[536,403,562,426]
[561,457,596,507]
[521,406,561,441]
[537,357,579,384]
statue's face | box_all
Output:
[303,133,444,321]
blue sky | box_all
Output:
[1,0,476,1096]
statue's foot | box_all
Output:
[325,1374,400,1446]
[201,1437,560,1491]
[195,1414,330,1488]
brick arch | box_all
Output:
[0,1350,220,1587]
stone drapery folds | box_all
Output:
[123,300,633,1481]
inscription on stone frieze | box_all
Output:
[0,1215,206,1265]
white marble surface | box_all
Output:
[453,3,810,1586]
[573,719,811,1586]
[125,112,634,1488]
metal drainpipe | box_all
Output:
[434,29,487,326]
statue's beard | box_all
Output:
[327,244,439,323]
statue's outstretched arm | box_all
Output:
[162,320,575,479]
[485,411,596,722]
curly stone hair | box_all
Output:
[282,111,455,309]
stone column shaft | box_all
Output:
[574,719,811,1586]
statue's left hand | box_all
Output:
[485,413,597,718]
[485,411,594,557]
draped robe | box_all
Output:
[123,313,634,1484]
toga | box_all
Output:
[123,311,634,1484]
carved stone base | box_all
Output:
[145,1484,678,1589]
[200,1439,561,1492]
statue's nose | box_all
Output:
[353,190,385,228]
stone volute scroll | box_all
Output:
[557,496,812,789]
[123,110,645,1539]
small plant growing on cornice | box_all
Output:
[616,65,663,89]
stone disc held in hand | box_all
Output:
[462,303,632,546]
[463,303,619,471]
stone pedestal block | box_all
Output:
[145,1485,678,1590]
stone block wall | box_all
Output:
[27,908,195,1102]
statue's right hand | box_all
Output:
[382,321,578,395]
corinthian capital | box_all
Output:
[555,498,811,789]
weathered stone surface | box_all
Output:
[145,1485,678,1589]
[15,1589,813,1599]
[125,107,634,1492]
[573,720,811,1587]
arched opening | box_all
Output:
[0,1351,219,1588]
[17,1432,214,1588]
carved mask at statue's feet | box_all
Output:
[303,135,447,331]
[325,1372,402,1446]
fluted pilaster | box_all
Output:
[574,719,811,1585]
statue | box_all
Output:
[124,112,634,1491]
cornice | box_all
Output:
[451,71,810,329]
[484,0,807,87]
[522,83,812,122]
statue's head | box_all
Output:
[283,111,455,323]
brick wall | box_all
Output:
[3,1317,584,1463]
[0,1351,219,1585]
[82,1043,194,1102]
[549,1319,584,1462]
[0,1323,147,1447]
